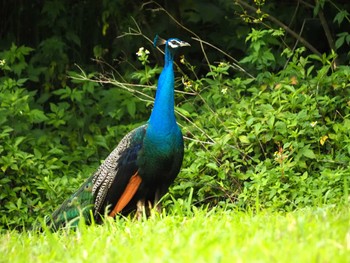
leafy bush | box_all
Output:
[0,44,149,229]
[1,0,350,230]
[172,30,350,211]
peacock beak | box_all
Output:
[180,41,191,47]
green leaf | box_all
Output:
[302,148,316,159]
[267,115,275,129]
[17,198,22,209]
[206,162,219,171]
[30,109,49,123]
[65,31,81,47]
[14,137,26,147]
[239,135,250,144]
[93,135,109,150]
[33,148,42,158]
[16,78,28,86]
[263,51,275,62]
[246,117,255,127]
[126,101,136,118]
[176,106,191,118]
[346,35,350,45]
[333,10,350,25]
[335,34,345,49]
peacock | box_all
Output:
[46,36,190,230]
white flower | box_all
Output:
[221,87,228,94]
[184,81,192,88]
[310,121,317,127]
[136,47,150,57]
[180,55,185,64]
[136,47,144,57]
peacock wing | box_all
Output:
[92,124,147,218]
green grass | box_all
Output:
[1,205,349,263]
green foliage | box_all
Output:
[133,47,162,85]
[0,45,148,229]
[240,28,285,71]
[1,0,350,229]
[173,39,350,212]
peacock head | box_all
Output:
[154,35,190,56]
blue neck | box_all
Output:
[148,46,177,133]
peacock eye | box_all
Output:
[168,40,179,48]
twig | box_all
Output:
[143,2,254,79]
[316,2,338,68]
[191,37,255,79]
[283,19,307,69]
[141,1,212,73]
[299,0,315,9]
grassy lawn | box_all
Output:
[1,205,349,263]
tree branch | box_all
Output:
[317,4,338,68]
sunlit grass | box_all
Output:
[1,205,349,263]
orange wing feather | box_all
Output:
[109,172,142,217]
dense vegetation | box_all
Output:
[1,0,350,229]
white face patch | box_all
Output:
[168,40,181,49]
